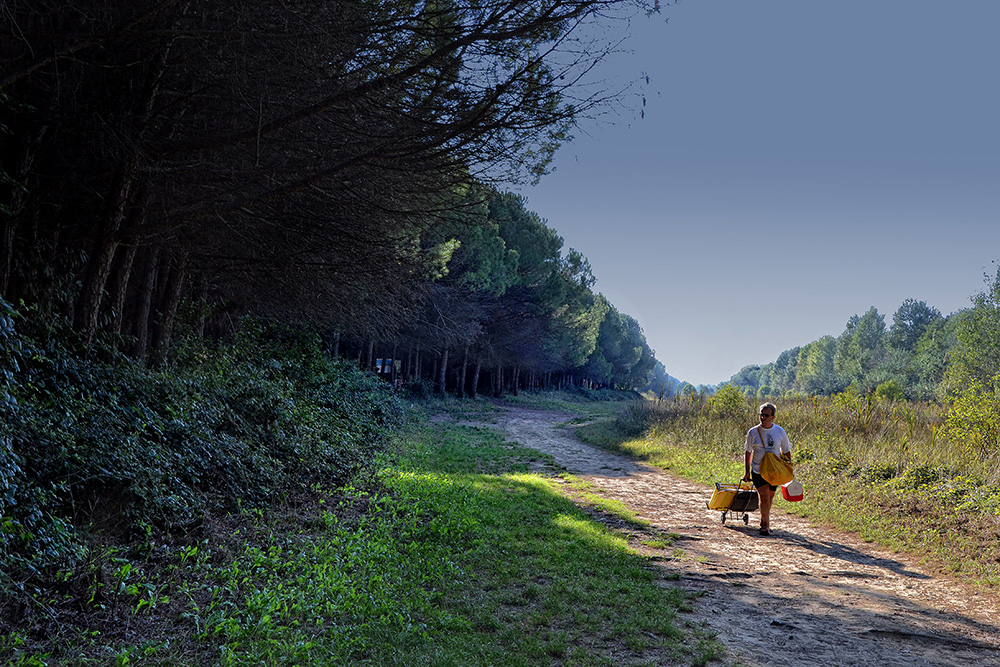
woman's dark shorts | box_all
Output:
[751,471,777,491]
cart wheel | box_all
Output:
[742,514,749,524]
[720,512,727,524]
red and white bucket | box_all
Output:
[781,479,804,502]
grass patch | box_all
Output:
[407,394,508,424]
[560,475,650,528]
[502,388,641,422]
[4,414,721,665]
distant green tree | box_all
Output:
[914,314,959,394]
[865,347,920,399]
[623,316,657,389]
[795,336,842,395]
[887,299,942,352]
[592,307,655,389]
[769,346,802,394]
[431,192,519,298]
[643,361,679,396]
[541,250,608,370]
[465,191,627,391]
[835,307,886,388]
[730,364,763,390]
[583,296,620,387]
[491,193,563,288]
[943,270,1000,396]
[483,191,573,375]
[582,344,614,387]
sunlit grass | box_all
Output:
[559,474,650,527]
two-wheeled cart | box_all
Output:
[706,480,759,525]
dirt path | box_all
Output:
[493,406,1000,667]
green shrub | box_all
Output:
[943,377,1000,464]
[403,377,435,398]
[614,402,653,436]
[888,463,944,490]
[875,379,905,402]
[707,384,751,420]
[1,306,402,586]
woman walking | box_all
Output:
[743,402,793,536]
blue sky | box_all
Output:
[522,0,1000,387]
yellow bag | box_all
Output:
[760,452,793,486]
[706,483,738,510]
[707,482,758,512]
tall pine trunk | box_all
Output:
[437,348,449,394]
[75,159,135,351]
[150,253,187,366]
[471,356,481,399]
[458,346,469,397]
[104,241,139,338]
[131,247,160,360]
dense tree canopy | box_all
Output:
[1,0,660,391]
[399,190,657,395]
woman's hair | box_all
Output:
[759,402,777,416]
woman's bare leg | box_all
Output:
[758,485,775,529]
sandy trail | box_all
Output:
[493,406,1000,667]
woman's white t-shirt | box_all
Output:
[745,424,792,474]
